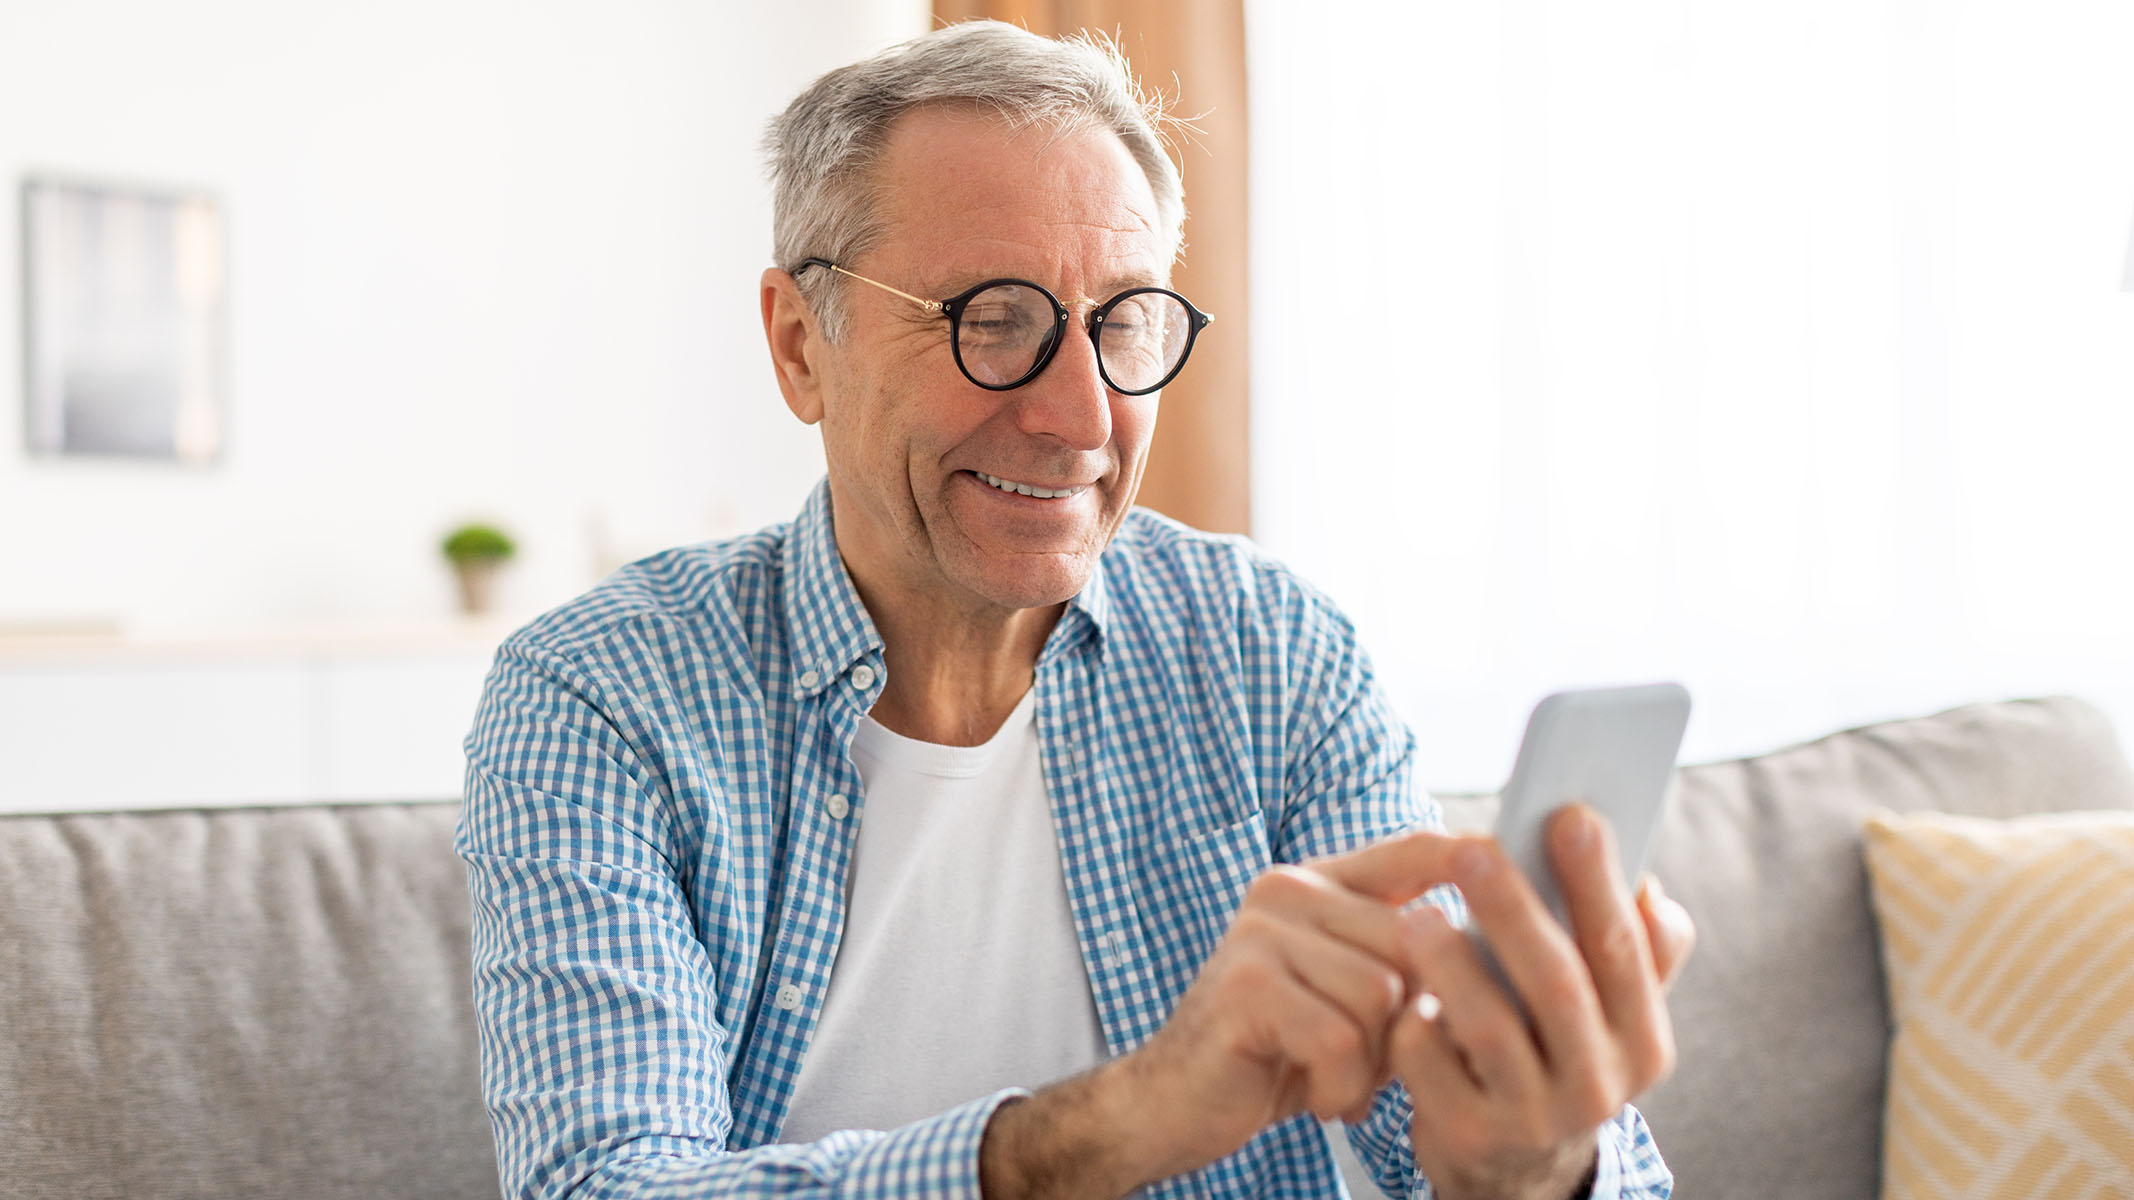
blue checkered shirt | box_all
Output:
[458,480,1672,1199]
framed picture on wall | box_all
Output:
[21,177,228,463]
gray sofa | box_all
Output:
[5,696,2130,1199]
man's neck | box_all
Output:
[855,584,1063,748]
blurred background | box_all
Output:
[2,0,2130,808]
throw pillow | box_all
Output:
[1861,808,2134,1199]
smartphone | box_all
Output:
[1468,682,1691,1010]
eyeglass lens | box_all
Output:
[956,284,1194,393]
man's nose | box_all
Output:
[1012,325,1112,451]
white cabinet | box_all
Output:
[0,623,508,814]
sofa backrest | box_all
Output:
[1438,695,2134,1200]
[6,697,2130,1200]
[0,802,495,1200]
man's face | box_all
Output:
[804,107,1169,617]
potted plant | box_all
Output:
[442,523,516,615]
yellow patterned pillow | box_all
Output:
[1862,809,2134,1200]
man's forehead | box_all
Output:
[864,108,1173,288]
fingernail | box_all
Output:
[1567,806,1599,849]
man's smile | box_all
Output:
[968,470,1089,500]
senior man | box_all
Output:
[459,20,1692,1200]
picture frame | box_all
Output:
[20,177,228,463]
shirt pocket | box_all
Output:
[1148,809,1273,977]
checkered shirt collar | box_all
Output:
[780,478,1112,695]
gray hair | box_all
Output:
[764,20,1187,341]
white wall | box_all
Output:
[0,0,929,634]
[1249,0,2134,789]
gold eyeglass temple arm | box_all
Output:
[826,263,944,314]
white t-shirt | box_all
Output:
[777,689,1113,1143]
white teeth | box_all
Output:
[977,471,1082,500]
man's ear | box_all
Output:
[761,267,827,425]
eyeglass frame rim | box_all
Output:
[791,257,1212,397]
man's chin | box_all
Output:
[954,551,1098,613]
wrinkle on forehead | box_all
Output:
[922,229,1167,299]
[867,109,1171,282]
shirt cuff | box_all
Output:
[1586,1105,1667,1200]
[1395,1103,1670,1200]
[843,1086,1030,1199]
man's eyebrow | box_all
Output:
[1095,269,1166,294]
[911,269,1172,302]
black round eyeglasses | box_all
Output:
[793,258,1212,397]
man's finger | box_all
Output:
[1275,927,1408,1057]
[1388,984,1483,1101]
[1245,866,1421,984]
[1453,833,1611,1081]
[1548,807,1672,1079]
[1310,828,1474,905]
[1636,874,1696,990]
[1403,904,1548,1102]
[1243,963,1394,1121]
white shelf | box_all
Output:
[0,615,525,665]
[0,617,523,814]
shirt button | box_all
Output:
[850,664,876,690]
[798,669,820,689]
[825,793,850,820]
[774,983,803,1012]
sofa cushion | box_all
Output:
[0,801,494,1200]
[1434,696,2134,1200]
[1862,808,2134,1198]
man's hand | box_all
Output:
[982,831,1461,1197]
[1390,806,1691,1200]
[979,816,1695,1198]
[1104,831,1461,1181]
